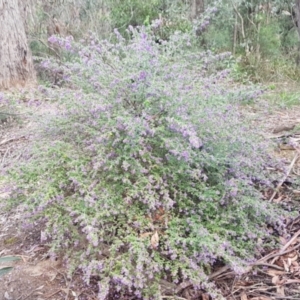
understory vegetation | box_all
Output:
[2,0,300,299]
[7,25,293,299]
[24,0,300,82]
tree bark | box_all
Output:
[294,0,300,38]
[293,0,300,65]
[0,0,35,90]
[190,0,205,19]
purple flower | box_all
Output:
[139,71,147,81]
[48,35,58,44]
[189,136,202,149]
[65,42,72,51]
[151,19,162,29]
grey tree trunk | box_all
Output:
[294,0,300,38]
[0,0,35,89]
[190,0,205,19]
[293,0,300,65]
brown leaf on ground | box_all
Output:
[273,124,295,134]
[139,232,152,239]
[290,260,299,273]
[240,292,248,300]
[279,236,288,245]
[283,279,300,285]
[272,275,280,285]
[235,280,255,287]
[282,258,290,272]
[287,254,298,266]
[150,231,159,249]
[276,285,285,296]
[274,195,284,203]
[267,269,285,276]
[273,256,289,269]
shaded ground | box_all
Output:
[0,88,300,300]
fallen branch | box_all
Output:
[21,285,44,300]
[45,289,62,299]
[279,229,300,253]
[254,263,284,271]
[209,266,231,280]
[270,230,300,264]
[162,297,187,300]
[269,151,299,202]
[253,243,300,265]
[252,291,300,300]
[1,147,10,166]
[0,136,26,146]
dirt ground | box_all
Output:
[0,210,99,300]
[1,88,300,300]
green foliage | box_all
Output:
[204,25,233,51]
[197,0,300,82]
[107,0,191,39]
[272,91,300,108]
[108,0,163,29]
[22,0,300,84]
[259,21,281,58]
[237,54,300,82]
[282,29,299,50]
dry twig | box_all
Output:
[0,135,25,146]
[270,230,300,264]
[209,266,231,280]
[1,147,10,166]
[269,151,299,202]
[45,289,62,299]
[254,243,300,265]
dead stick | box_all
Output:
[162,297,187,300]
[45,289,62,299]
[269,151,299,202]
[253,243,300,265]
[254,291,300,299]
[279,229,300,253]
[254,263,284,271]
[270,230,300,264]
[23,286,43,300]
[208,265,230,280]
[1,147,9,166]
[0,136,26,146]
[255,250,278,264]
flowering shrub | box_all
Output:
[10,27,289,299]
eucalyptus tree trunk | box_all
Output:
[293,0,300,65]
[294,0,300,39]
[0,0,35,89]
[190,0,205,19]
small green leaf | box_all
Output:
[0,267,14,277]
[0,256,21,263]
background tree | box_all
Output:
[190,0,205,19]
[0,0,35,89]
[293,0,300,38]
[11,0,299,83]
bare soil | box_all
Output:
[0,205,98,300]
